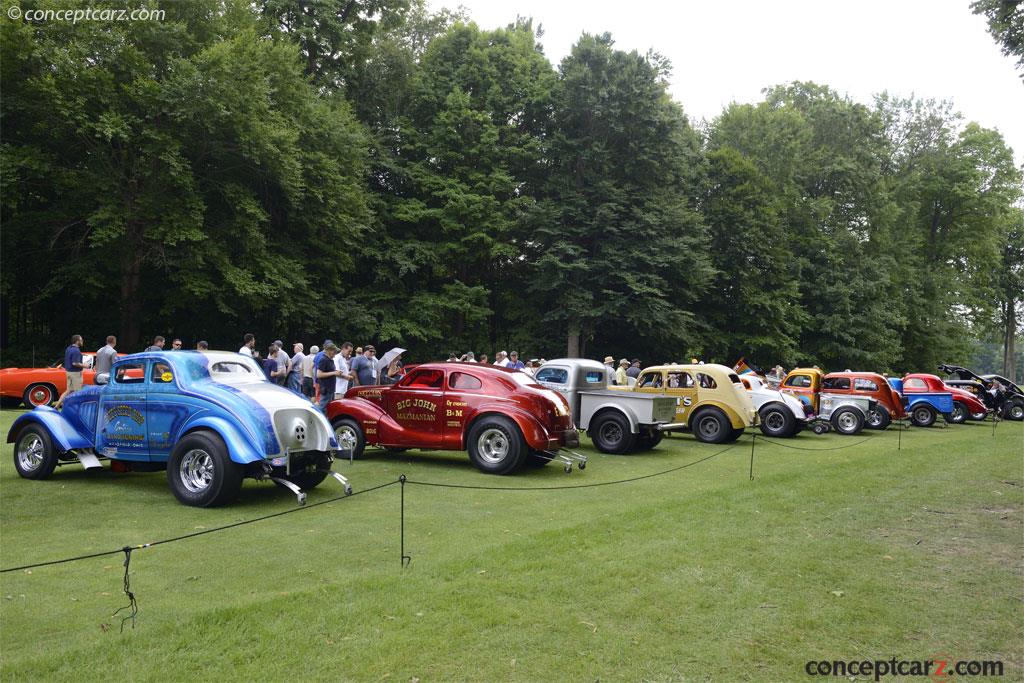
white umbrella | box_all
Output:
[377,347,406,370]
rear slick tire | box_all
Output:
[691,408,731,444]
[830,407,865,435]
[467,415,526,474]
[759,404,795,437]
[910,404,937,428]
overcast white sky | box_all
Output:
[434,0,1024,166]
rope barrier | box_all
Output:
[0,480,399,574]
[402,443,740,492]
[751,435,874,451]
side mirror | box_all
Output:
[95,373,109,385]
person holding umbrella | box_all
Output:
[378,347,407,385]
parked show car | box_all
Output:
[7,351,349,507]
[780,368,878,435]
[620,363,759,444]
[937,364,1024,421]
[327,363,583,474]
[535,358,678,453]
[807,372,904,430]
[887,374,955,428]
[738,374,810,437]
[0,352,119,408]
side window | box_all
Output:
[449,372,482,391]
[905,378,927,390]
[638,372,663,388]
[854,378,878,391]
[114,362,146,384]
[405,369,444,389]
[535,368,568,384]
[151,362,174,384]
[785,375,811,388]
[667,372,693,388]
[697,373,717,389]
[822,377,850,390]
[584,371,604,384]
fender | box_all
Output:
[760,399,803,421]
[179,415,265,464]
[464,404,550,451]
[694,399,747,429]
[905,393,954,414]
[582,401,640,433]
[326,397,390,446]
[6,408,92,453]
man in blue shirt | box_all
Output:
[54,334,85,409]
[316,343,343,411]
[507,351,526,371]
[351,345,377,386]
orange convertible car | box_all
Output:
[0,352,109,408]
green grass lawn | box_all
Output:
[0,408,1021,681]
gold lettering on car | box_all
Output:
[396,399,437,413]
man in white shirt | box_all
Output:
[238,333,256,357]
[334,342,356,395]
[493,350,510,367]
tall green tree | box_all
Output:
[342,20,557,355]
[877,94,1022,371]
[710,84,903,369]
[696,146,804,364]
[533,33,710,359]
[1,0,369,350]
[971,0,1024,76]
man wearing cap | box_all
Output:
[616,358,630,386]
[352,345,377,386]
[627,359,642,379]
[603,356,616,384]
[316,343,344,411]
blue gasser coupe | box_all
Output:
[6,351,351,507]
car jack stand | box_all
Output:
[541,450,584,473]
[268,476,307,506]
[324,470,353,495]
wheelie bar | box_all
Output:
[325,470,353,495]
[541,449,587,473]
[268,476,307,506]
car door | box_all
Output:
[97,360,150,460]
[145,359,194,460]
[382,367,445,448]
[443,370,485,449]
[782,372,818,412]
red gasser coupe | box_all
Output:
[326,363,582,474]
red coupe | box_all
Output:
[326,363,581,474]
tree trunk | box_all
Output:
[566,324,580,358]
[1004,298,1017,381]
[119,241,143,348]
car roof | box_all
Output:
[411,361,520,375]
[641,363,735,376]
[825,371,886,380]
